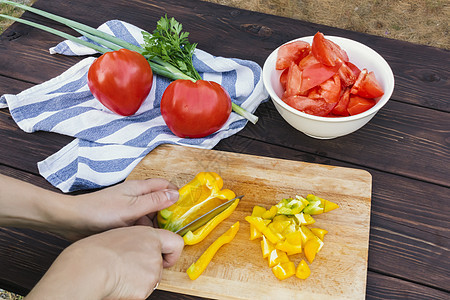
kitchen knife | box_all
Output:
[175,195,244,236]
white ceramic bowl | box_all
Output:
[263,36,395,139]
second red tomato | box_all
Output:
[160,79,232,138]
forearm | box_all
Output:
[26,241,109,300]
[0,174,75,231]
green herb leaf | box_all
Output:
[141,15,202,81]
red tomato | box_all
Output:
[298,53,320,70]
[347,62,361,77]
[338,62,358,87]
[87,49,153,116]
[280,68,289,90]
[331,88,351,116]
[300,62,341,93]
[347,95,376,115]
[283,95,336,117]
[284,62,303,97]
[160,79,232,138]
[308,74,341,104]
[351,69,384,98]
[276,40,311,70]
[312,32,349,67]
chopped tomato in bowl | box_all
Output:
[262,33,394,139]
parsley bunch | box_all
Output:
[142,15,202,81]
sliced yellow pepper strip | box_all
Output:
[183,199,240,245]
[295,259,311,279]
[186,221,240,280]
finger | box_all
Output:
[127,178,177,195]
[134,216,153,226]
[136,189,179,215]
[156,229,185,268]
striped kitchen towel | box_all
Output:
[0,20,268,193]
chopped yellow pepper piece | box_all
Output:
[276,239,302,255]
[261,235,275,258]
[304,238,322,263]
[186,221,240,280]
[158,172,235,232]
[262,205,278,220]
[268,249,289,267]
[303,194,339,215]
[183,199,240,245]
[295,259,311,279]
[310,227,328,241]
[272,261,296,280]
[252,205,267,217]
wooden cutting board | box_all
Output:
[126,144,372,300]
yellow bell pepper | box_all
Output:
[304,238,322,263]
[295,259,311,279]
[183,199,240,245]
[268,249,290,267]
[277,231,302,255]
[252,205,267,217]
[262,205,278,219]
[158,172,235,232]
[294,212,315,225]
[272,261,296,280]
[303,194,339,215]
[260,235,275,258]
[249,206,269,240]
[186,221,240,280]
[310,227,328,241]
[275,196,309,215]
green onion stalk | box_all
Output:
[0,0,258,124]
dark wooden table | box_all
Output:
[1,0,449,299]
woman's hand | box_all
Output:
[26,226,184,299]
[0,175,179,240]
[60,178,180,240]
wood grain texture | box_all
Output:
[126,144,372,300]
[0,0,449,298]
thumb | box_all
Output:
[156,229,185,268]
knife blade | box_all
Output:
[175,195,244,236]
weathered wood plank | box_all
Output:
[366,271,450,300]
[0,0,448,110]
[239,101,450,187]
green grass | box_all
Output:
[0,0,35,34]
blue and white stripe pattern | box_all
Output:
[0,20,268,192]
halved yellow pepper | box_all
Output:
[183,199,240,245]
[186,221,240,280]
[158,172,235,232]
[295,259,311,279]
[272,261,296,280]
